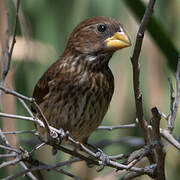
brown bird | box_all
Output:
[32,16,131,144]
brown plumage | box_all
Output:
[32,16,131,143]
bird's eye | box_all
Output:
[97,24,106,32]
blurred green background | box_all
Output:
[0,0,180,179]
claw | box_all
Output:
[84,142,110,171]
[96,149,110,172]
[97,153,109,172]
[59,129,69,140]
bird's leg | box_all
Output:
[85,142,109,171]
[29,142,46,154]
[51,128,69,155]
[58,128,69,141]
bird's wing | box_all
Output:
[32,60,59,112]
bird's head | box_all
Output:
[66,16,131,56]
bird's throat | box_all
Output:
[62,48,113,72]
[82,53,113,71]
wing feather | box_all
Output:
[32,60,60,112]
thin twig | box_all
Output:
[0,158,21,169]
[160,128,180,150]
[18,97,34,117]
[0,0,20,89]
[29,142,46,154]
[174,55,180,121]
[0,112,41,124]
[159,112,168,120]
[0,154,17,158]
[97,123,136,130]
[0,144,20,153]
[0,86,51,134]
[0,128,36,180]
[0,129,11,146]
[8,0,20,67]
[60,136,155,175]
[0,85,156,177]
[130,0,156,145]
[2,158,82,180]
[19,162,38,180]
[0,86,34,101]
[0,13,9,91]
[168,55,180,132]
[2,130,36,135]
[168,77,175,127]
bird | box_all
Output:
[32,16,131,144]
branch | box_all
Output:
[0,144,20,154]
[0,154,17,158]
[0,86,51,134]
[0,157,21,169]
[2,130,36,135]
[0,112,40,123]
[19,162,38,180]
[150,107,166,180]
[52,137,155,176]
[160,128,180,150]
[0,13,9,90]
[130,0,156,144]
[168,55,180,132]
[0,0,20,88]
[8,0,20,62]
[97,123,137,131]
[123,0,179,72]
[0,0,163,179]
[2,157,82,180]
[0,129,37,180]
[0,84,157,177]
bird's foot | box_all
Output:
[95,148,110,172]
[49,128,69,155]
[50,128,69,143]
[58,128,69,141]
[48,129,60,144]
[85,143,109,171]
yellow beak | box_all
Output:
[105,31,131,50]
